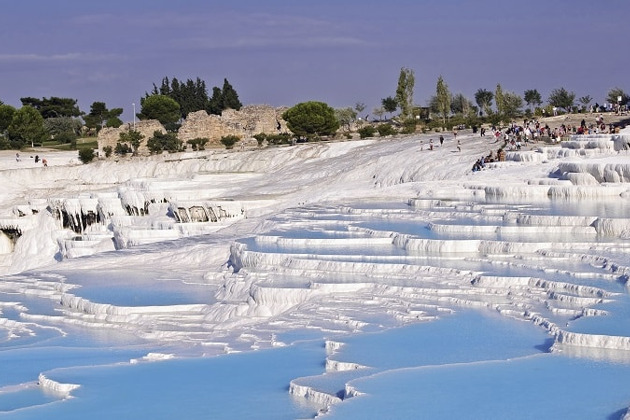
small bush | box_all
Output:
[186,137,209,151]
[147,131,182,154]
[114,142,131,155]
[400,119,417,134]
[220,135,240,149]
[358,126,376,139]
[266,133,293,145]
[103,146,113,158]
[253,133,267,147]
[376,123,396,137]
[78,148,95,164]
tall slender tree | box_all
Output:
[207,87,223,115]
[220,79,242,111]
[435,76,451,124]
[395,67,415,120]
[494,84,505,116]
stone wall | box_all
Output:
[97,105,289,156]
[97,120,166,156]
[177,105,289,144]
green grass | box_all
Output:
[42,137,98,151]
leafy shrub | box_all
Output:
[186,137,209,151]
[358,126,376,139]
[147,131,182,154]
[376,123,396,137]
[253,133,267,147]
[78,148,95,164]
[114,142,131,155]
[103,146,113,158]
[400,119,417,134]
[266,133,293,145]
[220,135,240,149]
[0,137,11,150]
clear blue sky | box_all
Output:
[1,0,628,121]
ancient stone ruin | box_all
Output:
[97,104,289,156]
[98,120,166,156]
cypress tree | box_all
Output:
[221,79,242,111]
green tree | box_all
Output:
[450,93,473,115]
[502,92,523,120]
[83,101,108,132]
[8,106,47,148]
[548,88,575,112]
[105,112,123,128]
[474,89,493,116]
[435,76,451,124]
[0,104,17,132]
[606,87,630,106]
[149,76,210,119]
[146,130,182,154]
[524,89,542,110]
[282,101,339,138]
[220,78,242,111]
[20,97,82,118]
[207,87,223,115]
[494,84,504,116]
[118,129,145,155]
[354,102,366,115]
[334,107,357,132]
[372,107,385,121]
[578,95,592,112]
[395,67,415,120]
[138,95,180,125]
[381,96,398,118]
[43,117,81,141]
